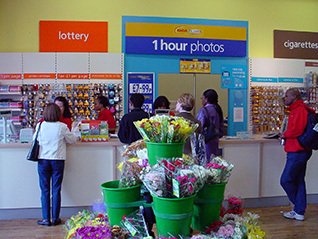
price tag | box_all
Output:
[141,103,152,113]
[129,83,152,94]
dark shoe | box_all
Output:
[37,219,51,226]
[52,218,62,226]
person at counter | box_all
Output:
[39,96,73,130]
[280,88,314,221]
[118,93,149,144]
[36,103,78,226]
[153,95,174,115]
[197,89,224,160]
[54,96,72,130]
[175,93,202,154]
[94,95,116,133]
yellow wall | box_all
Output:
[1,0,317,57]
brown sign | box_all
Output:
[274,30,318,59]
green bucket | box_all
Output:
[146,142,184,165]
[192,183,226,231]
[152,194,195,237]
[100,180,142,226]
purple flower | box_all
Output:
[75,225,111,239]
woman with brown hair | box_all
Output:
[35,103,78,226]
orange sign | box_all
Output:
[90,73,122,79]
[0,74,22,80]
[24,73,56,79]
[57,73,89,79]
[40,21,108,52]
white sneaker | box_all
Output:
[283,210,304,221]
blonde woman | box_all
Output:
[175,93,202,154]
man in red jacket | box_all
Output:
[280,88,314,221]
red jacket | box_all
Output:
[283,100,315,152]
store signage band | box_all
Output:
[274,30,318,60]
[39,21,108,52]
[125,23,247,57]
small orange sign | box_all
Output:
[40,21,108,52]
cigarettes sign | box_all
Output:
[125,23,247,57]
[40,21,108,52]
[274,30,318,60]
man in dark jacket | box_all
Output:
[280,88,314,221]
[118,93,149,144]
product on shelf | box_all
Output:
[19,83,123,129]
[250,86,285,134]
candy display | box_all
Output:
[250,86,285,134]
[19,83,123,128]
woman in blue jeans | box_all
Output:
[35,103,78,226]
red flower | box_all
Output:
[205,220,223,234]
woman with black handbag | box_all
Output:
[197,89,224,161]
[35,103,78,226]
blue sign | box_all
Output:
[278,77,304,83]
[251,77,278,83]
[127,73,154,113]
[126,37,246,57]
[221,65,247,89]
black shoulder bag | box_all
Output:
[202,107,219,143]
[26,122,42,162]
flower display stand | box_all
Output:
[100,180,142,226]
[192,183,226,231]
[152,194,196,237]
[146,142,184,165]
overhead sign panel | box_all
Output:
[274,30,318,60]
[40,21,108,52]
[125,23,247,57]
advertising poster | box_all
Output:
[180,58,211,73]
[221,65,247,89]
[127,73,154,113]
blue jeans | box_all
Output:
[280,150,312,215]
[38,159,65,221]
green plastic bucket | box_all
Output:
[152,194,195,237]
[192,183,226,231]
[146,142,184,165]
[100,180,142,226]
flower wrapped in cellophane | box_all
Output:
[193,212,265,239]
[140,157,206,198]
[118,140,150,188]
[204,156,234,184]
[121,208,150,238]
[134,115,199,143]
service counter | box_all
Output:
[1,136,318,219]
[0,140,124,211]
[220,135,318,204]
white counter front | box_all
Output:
[0,140,124,209]
[220,136,318,200]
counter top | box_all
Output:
[0,138,124,148]
[220,134,280,145]
[0,135,280,148]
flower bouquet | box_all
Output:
[118,140,150,188]
[64,210,133,239]
[117,158,149,188]
[140,158,206,198]
[204,156,234,184]
[64,210,111,239]
[134,115,199,143]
